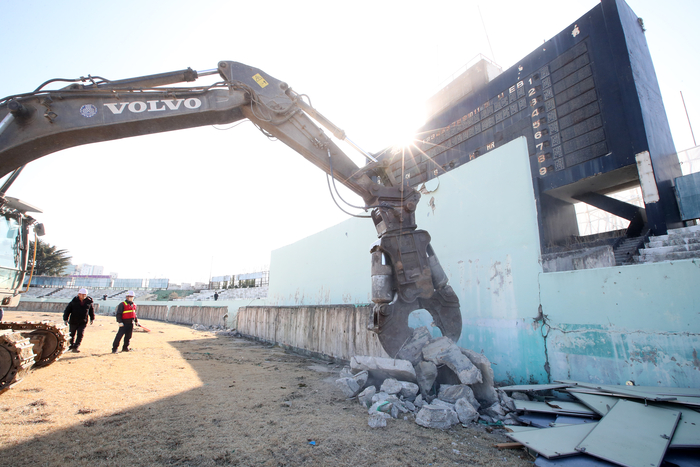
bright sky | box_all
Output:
[1,0,698,284]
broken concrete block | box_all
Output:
[415,361,438,397]
[460,347,498,406]
[358,386,376,408]
[414,394,425,408]
[497,389,516,412]
[455,398,479,424]
[398,381,419,400]
[391,397,411,414]
[479,414,494,424]
[482,402,506,420]
[368,412,390,428]
[415,404,459,430]
[422,337,482,385]
[430,399,456,411]
[351,356,416,382]
[369,400,393,415]
[335,377,361,398]
[502,414,519,425]
[437,384,480,410]
[390,402,400,419]
[371,392,391,406]
[353,370,369,389]
[395,326,432,365]
[402,399,416,413]
[380,378,403,395]
[509,391,530,401]
[339,366,354,379]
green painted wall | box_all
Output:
[540,260,700,387]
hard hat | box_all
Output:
[126,291,135,296]
[79,288,88,295]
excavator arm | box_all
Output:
[0,61,462,356]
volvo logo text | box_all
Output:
[103,98,202,115]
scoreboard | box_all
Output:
[378,0,682,241]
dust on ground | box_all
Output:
[0,310,533,466]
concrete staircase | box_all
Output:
[613,235,647,266]
[635,224,700,264]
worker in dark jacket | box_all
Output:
[112,291,138,353]
[63,288,95,353]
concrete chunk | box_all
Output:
[455,398,479,424]
[422,337,482,385]
[353,370,369,388]
[510,391,530,401]
[357,386,376,408]
[369,400,393,415]
[438,384,480,410]
[368,412,390,428]
[395,326,432,365]
[398,381,419,400]
[483,402,506,420]
[460,347,498,406]
[415,405,459,429]
[415,361,438,397]
[335,377,361,398]
[351,356,416,382]
[380,378,403,395]
[430,399,456,411]
[339,366,353,379]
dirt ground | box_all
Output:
[0,310,533,466]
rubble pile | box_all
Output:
[335,327,519,430]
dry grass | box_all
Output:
[0,310,533,466]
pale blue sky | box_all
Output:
[1,0,698,284]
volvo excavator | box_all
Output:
[0,61,463,391]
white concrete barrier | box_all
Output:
[237,305,389,361]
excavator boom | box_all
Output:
[0,60,463,368]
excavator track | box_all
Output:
[0,321,69,367]
[0,329,35,393]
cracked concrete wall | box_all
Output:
[540,260,700,387]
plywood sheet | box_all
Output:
[499,383,574,392]
[576,399,680,467]
[515,400,596,416]
[556,381,676,402]
[569,392,620,416]
[651,403,700,448]
[506,423,598,458]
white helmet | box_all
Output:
[78,288,88,295]
[126,291,135,297]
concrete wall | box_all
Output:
[18,297,249,329]
[264,137,548,384]
[237,305,388,361]
[540,260,700,387]
[14,300,100,314]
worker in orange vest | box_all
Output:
[112,291,139,353]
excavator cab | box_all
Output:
[0,195,68,393]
